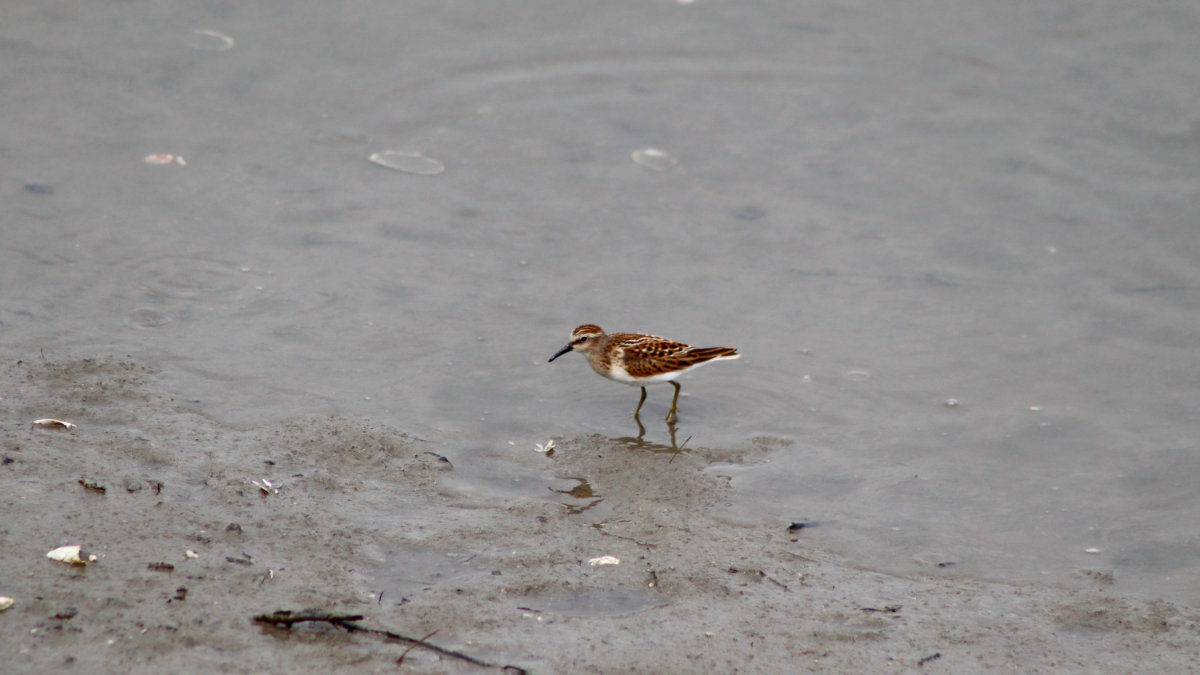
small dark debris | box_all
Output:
[25,184,54,195]
[226,556,252,565]
[147,562,175,572]
[154,482,163,495]
[226,523,243,534]
[491,570,502,576]
[787,521,812,531]
[861,605,902,613]
[735,205,766,221]
[764,574,789,591]
[263,460,276,466]
[173,588,187,602]
[937,561,956,568]
[2,457,13,465]
[923,273,959,287]
[124,480,143,493]
[52,607,78,621]
[918,652,941,666]
[422,451,452,464]
[254,609,363,628]
[78,477,106,494]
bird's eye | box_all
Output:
[578,336,589,342]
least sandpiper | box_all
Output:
[548,324,740,423]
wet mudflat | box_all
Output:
[2,357,1197,673]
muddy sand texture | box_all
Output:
[2,356,1197,673]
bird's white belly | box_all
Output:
[605,369,683,385]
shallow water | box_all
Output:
[5,0,1200,607]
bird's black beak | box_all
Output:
[548,343,573,362]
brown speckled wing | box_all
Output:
[610,333,684,355]
[618,337,739,378]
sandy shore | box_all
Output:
[2,355,1196,673]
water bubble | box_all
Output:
[369,150,445,175]
[186,29,235,51]
[129,309,171,328]
[631,147,678,171]
[132,256,244,300]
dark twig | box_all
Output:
[254,610,364,626]
[860,605,902,613]
[668,434,693,463]
[346,622,499,669]
[396,628,439,666]
[252,609,526,673]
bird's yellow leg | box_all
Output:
[665,381,682,423]
[632,386,648,418]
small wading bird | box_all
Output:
[548,324,740,423]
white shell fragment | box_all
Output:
[185,550,199,559]
[33,418,76,429]
[252,478,279,495]
[47,545,97,565]
[144,153,186,166]
[588,555,621,567]
[187,29,235,51]
[631,147,678,171]
[0,596,14,611]
[369,150,445,175]
[534,440,555,454]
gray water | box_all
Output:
[5,1,1199,603]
